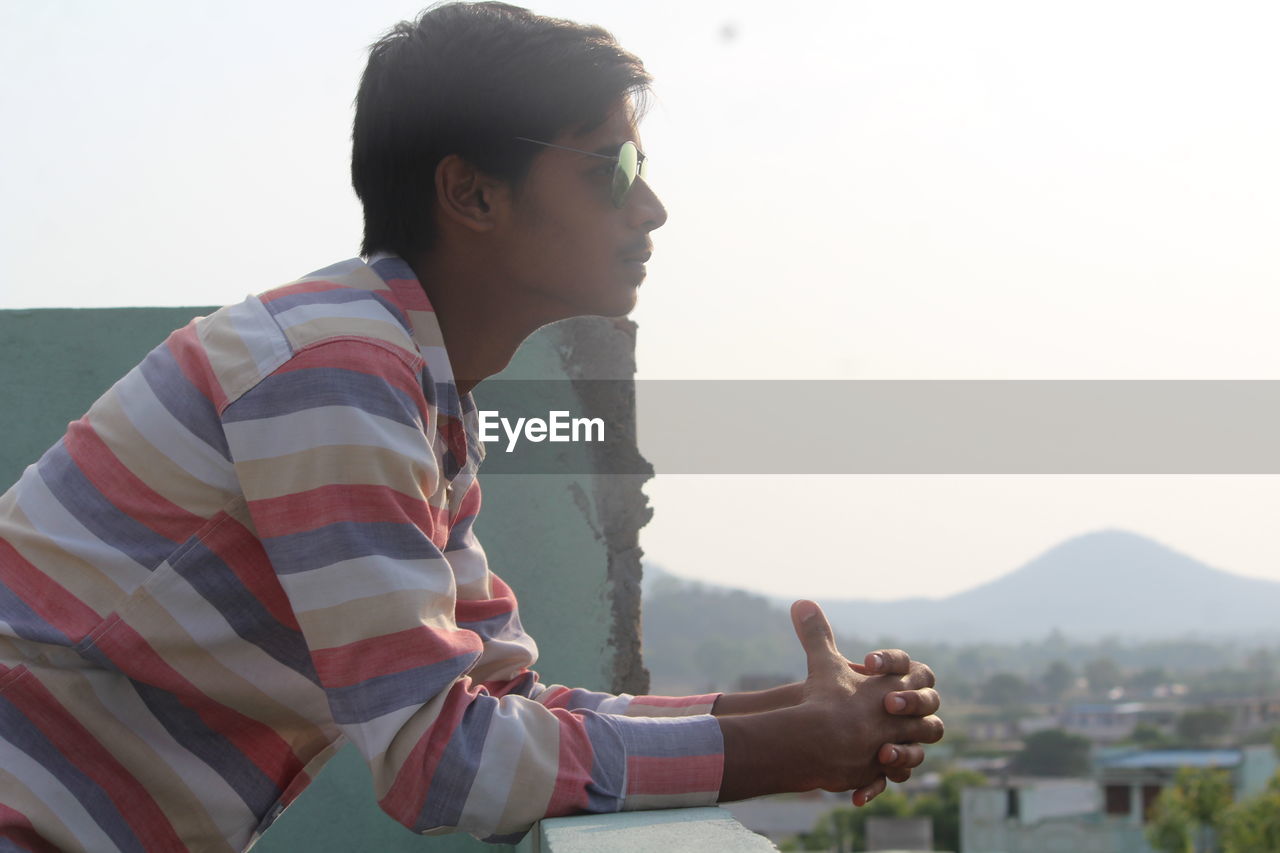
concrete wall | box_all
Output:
[0,308,651,852]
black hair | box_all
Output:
[352,1,651,259]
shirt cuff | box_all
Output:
[607,713,724,812]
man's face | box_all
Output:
[498,100,668,319]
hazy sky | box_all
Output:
[3,1,1278,601]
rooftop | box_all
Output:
[1099,749,1242,770]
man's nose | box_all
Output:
[628,177,668,231]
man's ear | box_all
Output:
[434,154,508,233]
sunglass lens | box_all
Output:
[612,141,640,207]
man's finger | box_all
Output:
[789,600,843,677]
[908,661,937,689]
[899,715,945,744]
[885,688,941,717]
[885,766,913,784]
[850,648,912,675]
[852,775,887,807]
[878,743,926,769]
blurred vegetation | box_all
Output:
[1146,767,1233,853]
[1146,766,1280,853]
[1010,729,1092,776]
[1220,772,1280,853]
[777,769,986,852]
[1176,709,1233,746]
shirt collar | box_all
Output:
[364,252,486,470]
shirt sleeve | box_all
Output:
[220,338,724,842]
[440,476,723,722]
[527,682,722,718]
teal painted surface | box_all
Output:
[0,309,627,852]
[532,808,777,852]
[470,328,616,694]
[0,307,216,490]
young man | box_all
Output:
[0,3,941,849]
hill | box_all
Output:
[640,530,1280,692]
[814,529,1280,643]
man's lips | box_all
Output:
[621,244,652,263]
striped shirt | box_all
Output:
[0,255,724,851]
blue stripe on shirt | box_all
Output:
[263,521,438,575]
[138,345,232,461]
[37,444,175,570]
[169,540,318,683]
[414,693,496,829]
[325,652,480,724]
[220,366,422,427]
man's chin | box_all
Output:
[576,283,640,319]
[603,287,640,318]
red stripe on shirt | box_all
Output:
[626,754,723,797]
[311,625,483,688]
[453,587,516,624]
[0,538,101,640]
[4,674,188,852]
[384,276,433,312]
[439,416,469,471]
[452,479,482,524]
[275,339,424,402]
[248,484,438,538]
[380,679,478,825]
[63,419,204,544]
[165,325,229,411]
[197,513,300,630]
[543,709,594,817]
[0,802,60,853]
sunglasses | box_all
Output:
[514,137,648,208]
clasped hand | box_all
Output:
[790,598,943,806]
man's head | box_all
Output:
[352,1,655,264]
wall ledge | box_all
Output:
[516,807,778,853]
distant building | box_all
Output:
[1095,747,1277,824]
[960,746,1277,853]
[1209,694,1280,737]
[1059,702,1178,743]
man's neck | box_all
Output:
[405,249,565,397]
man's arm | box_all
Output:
[222,339,726,841]
[439,496,730,722]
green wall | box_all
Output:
[0,307,649,852]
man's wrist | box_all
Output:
[717,705,816,801]
[711,682,804,717]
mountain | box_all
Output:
[640,530,1280,693]
[810,529,1280,643]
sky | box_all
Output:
[2,1,1278,601]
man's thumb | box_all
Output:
[791,599,840,676]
